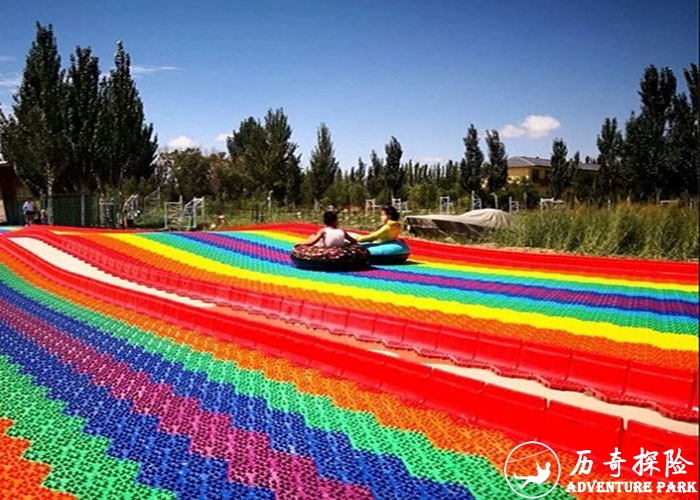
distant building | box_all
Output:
[507,156,600,195]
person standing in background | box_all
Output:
[22,199,34,226]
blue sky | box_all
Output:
[1,0,697,169]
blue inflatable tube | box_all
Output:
[361,240,410,264]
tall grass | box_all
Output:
[136,201,698,261]
[490,205,699,261]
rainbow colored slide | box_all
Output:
[0,224,697,499]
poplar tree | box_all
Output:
[95,41,157,193]
[384,136,404,198]
[308,123,339,201]
[366,150,384,198]
[550,138,575,199]
[667,92,697,195]
[623,65,676,200]
[596,118,625,199]
[355,157,367,185]
[227,116,266,189]
[263,108,301,204]
[484,130,508,194]
[461,124,484,195]
[64,46,100,193]
[666,64,699,195]
[0,23,66,199]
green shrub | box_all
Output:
[491,204,698,261]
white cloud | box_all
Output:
[499,114,561,139]
[131,65,178,76]
[500,124,526,138]
[0,73,21,89]
[0,55,14,63]
[215,133,231,142]
[168,135,196,148]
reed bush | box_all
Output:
[490,205,698,261]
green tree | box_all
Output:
[624,65,676,200]
[0,23,66,199]
[667,92,698,195]
[210,152,244,203]
[684,63,699,120]
[439,160,455,191]
[95,41,157,193]
[63,46,100,193]
[596,117,625,200]
[570,150,581,188]
[403,160,414,186]
[408,181,438,209]
[461,124,484,195]
[673,63,699,195]
[549,138,576,199]
[384,136,404,198]
[226,116,266,190]
[417,163,429,184]
[308,123,339,201]
[285,157,303,206]
[346,179,368,208]
[355,157,367,185]
[170,148,212,200]
[502,178,540,209]
[264,108,301,204]
[484,130,508,194]
[225,109,301,204]
[366,150,384,198]
[323,170,358,208]
[152,151,176,199]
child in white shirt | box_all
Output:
[296,211,358,247]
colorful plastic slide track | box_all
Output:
[10,223,698,422]
[0,233,697,500]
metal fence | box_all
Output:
[39,195,123,228]
[3,195,465,229]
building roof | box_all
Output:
[508,156,600,172]
[508,156,551,167]
[580,164,600,172]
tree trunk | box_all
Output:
[46,169,54,225]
